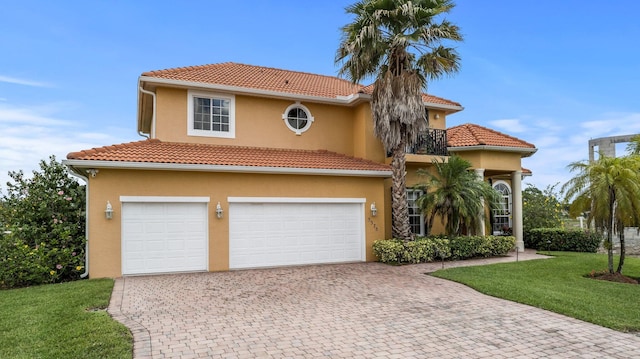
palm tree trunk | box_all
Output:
[607,197,615,274]
[617,225,626,273]
[391,140,412,240]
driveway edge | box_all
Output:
[108,277,153,359]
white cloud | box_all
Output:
[0,102,131,191]
[512,111,640,190]
[0,105,71,126]
[489,119,528,133]
[0,75,52,88]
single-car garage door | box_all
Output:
[121,197,209,275]
[229,198,365,269]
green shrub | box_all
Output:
[0,229,85,289]
[372,239,404,263]
[0,156,86,289]
[525,228,602,252]
[487,235,516,255]
[372,235,513,264]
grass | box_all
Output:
[0,279,132,359]
[432,252,640,332]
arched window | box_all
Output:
[492,181,512,234]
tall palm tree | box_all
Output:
[563,155,640,274]
[336,0,462,240]
[416,156,502,236]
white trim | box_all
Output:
[63,160,392,178]
[187,90,236,138]
[228,197,366,204]
[138,76,464,112]
[120,196,210,203]
[282,102,314,135]
[448,145,537,156]
[424,102,464,112]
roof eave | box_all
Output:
[448,145,538,157]
[62,159,392,178]
[139,76,365,106]
[138,76,463,111]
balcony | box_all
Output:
[407,128,448,156]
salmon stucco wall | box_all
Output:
[85,168,388,278]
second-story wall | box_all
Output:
[154,87,359,155]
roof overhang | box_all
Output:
[448,145,538,157]
[138,76,368,106]
[63,159,392,178]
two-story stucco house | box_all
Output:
[64,62,536,278]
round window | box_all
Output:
[282,103,314,135]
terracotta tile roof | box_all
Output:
[66,139,391,173]
[447,123,536,149]
[358,83,461,107]
[142,62,461,108]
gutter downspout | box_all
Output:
[139,86,157,139]
[67,166,90,278]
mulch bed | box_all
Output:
[588,271,639,284]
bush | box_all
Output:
[372,235,514,264]
[0,156,86,289]
[524,228,602,253]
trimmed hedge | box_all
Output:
[524,228,602,253]
[373,235,515,264]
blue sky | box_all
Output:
[2,0,640,191]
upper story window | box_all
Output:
[282,102,314,135]
[187,90,235,138]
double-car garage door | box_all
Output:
[121,197,365,275]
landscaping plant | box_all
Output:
[0,156,86,288]
[563,153,640,275]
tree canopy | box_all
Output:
[336,0,462,239]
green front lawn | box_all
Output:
[0,279,132,359]
[432,252,640,332]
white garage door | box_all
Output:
[229,199,365,269]
[121,200,208,275]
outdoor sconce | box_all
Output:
[216,202,224,219]
[105,201,114,220]
[370,202,378,217]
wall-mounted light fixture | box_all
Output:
[434,114,440,119]
[216,202,224,219]
[87,169,99,177]
[105,201,114,220]
[370,202,378,217]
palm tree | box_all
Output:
[626,134,640,155]
[563,155,640,274]
[416,156,502,236]
[336,0,462,240]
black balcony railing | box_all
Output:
[407,128,448,156]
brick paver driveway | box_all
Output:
[109,252,640,358]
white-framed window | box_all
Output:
[187,90,235,138]
[282,102,314,135]
[492,181,512,234]
[407,189,425,236]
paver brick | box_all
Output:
[108,250,640,358]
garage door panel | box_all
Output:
[229,201,364,269]
[122,202,208,275]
